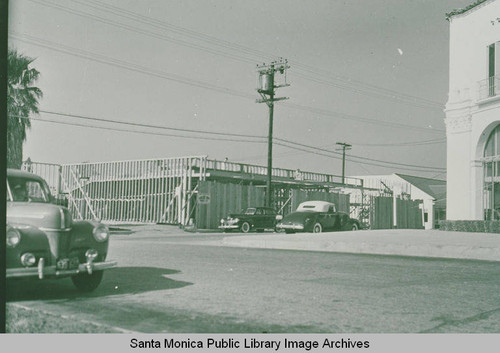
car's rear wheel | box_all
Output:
[71,271,104,292]
[312,222,323,233]
[351,223,359,231]
[240,222,251,233]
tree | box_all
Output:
[7,48,43,169]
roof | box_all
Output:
[297,201,335,212]
[395,174,446,208]
[446,0,491,20]
[7,168,44,180]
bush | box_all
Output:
[438,220,500,233]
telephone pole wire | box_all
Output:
[256,58,290,207]
[336,142,352,184]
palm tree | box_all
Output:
[7,48,43,169]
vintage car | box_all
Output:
[219,206,282,233]
[6,169,117,292]
[275,200,361,233]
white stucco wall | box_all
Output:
[445,0,500,220]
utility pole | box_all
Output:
[336,142,352,184]
[256,58,290,207]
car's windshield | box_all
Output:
[7,177,51,203]
[244,208,256,215]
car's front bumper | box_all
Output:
[6,260,117,279]
[219,224,239,229]
[276,223,305,230]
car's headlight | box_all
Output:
[232,218,239,223]
[6,227,21,247]
[93,224,109,242]
[276,215,283,220]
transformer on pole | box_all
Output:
[256,58,290,207]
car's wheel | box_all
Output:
[312,222,323,233]
[240,222,251,233]
[71,271,104,292]
[351,223,359,231]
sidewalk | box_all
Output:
[221,229,500,262]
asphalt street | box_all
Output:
[6,226,500,333]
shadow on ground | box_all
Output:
[6,266,192,301]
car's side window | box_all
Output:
[255,208,263,215]
[8,178,49,202]
[328,205,335,213]
[26,181,48,202]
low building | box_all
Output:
[353,174,446,230]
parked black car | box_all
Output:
[219,207,282,233]
[276,201,360,234]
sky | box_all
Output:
[8,0,475,179]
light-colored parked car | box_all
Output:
[276,200,361,234]
[6,169,117,292]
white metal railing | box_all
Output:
[21,155,366,224]
[205,159,363,187]
[478,75,500,101]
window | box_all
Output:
[244,208,256,215]
[7,177,50,203]
[483,125,500,219]
[487,42,500,97]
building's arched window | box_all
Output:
[483,124,500,219]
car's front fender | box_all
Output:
[6,225,51,268]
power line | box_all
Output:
[354,138,446,147]
[10,112,444,173]
[275,137,445,171]
[10,32,445,135]
[39,110,265,139]
[40,109,444,170]
[281,102,445,134]
[9,114,266,143]
[273,141,445,173]
[29,0,444,111]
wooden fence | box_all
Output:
[371,197,394,230]
[195,181,265,229]
[195,181,350,229]
[370,196,423,230]
[396,199,424,229]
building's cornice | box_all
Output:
[445,0,492,21]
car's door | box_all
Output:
[323,205,338,230]
[253,208,266,228]
[339,213,351,230]
[263,208,277,228]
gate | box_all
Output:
[23,157,208,225]
[371,196,393,230]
